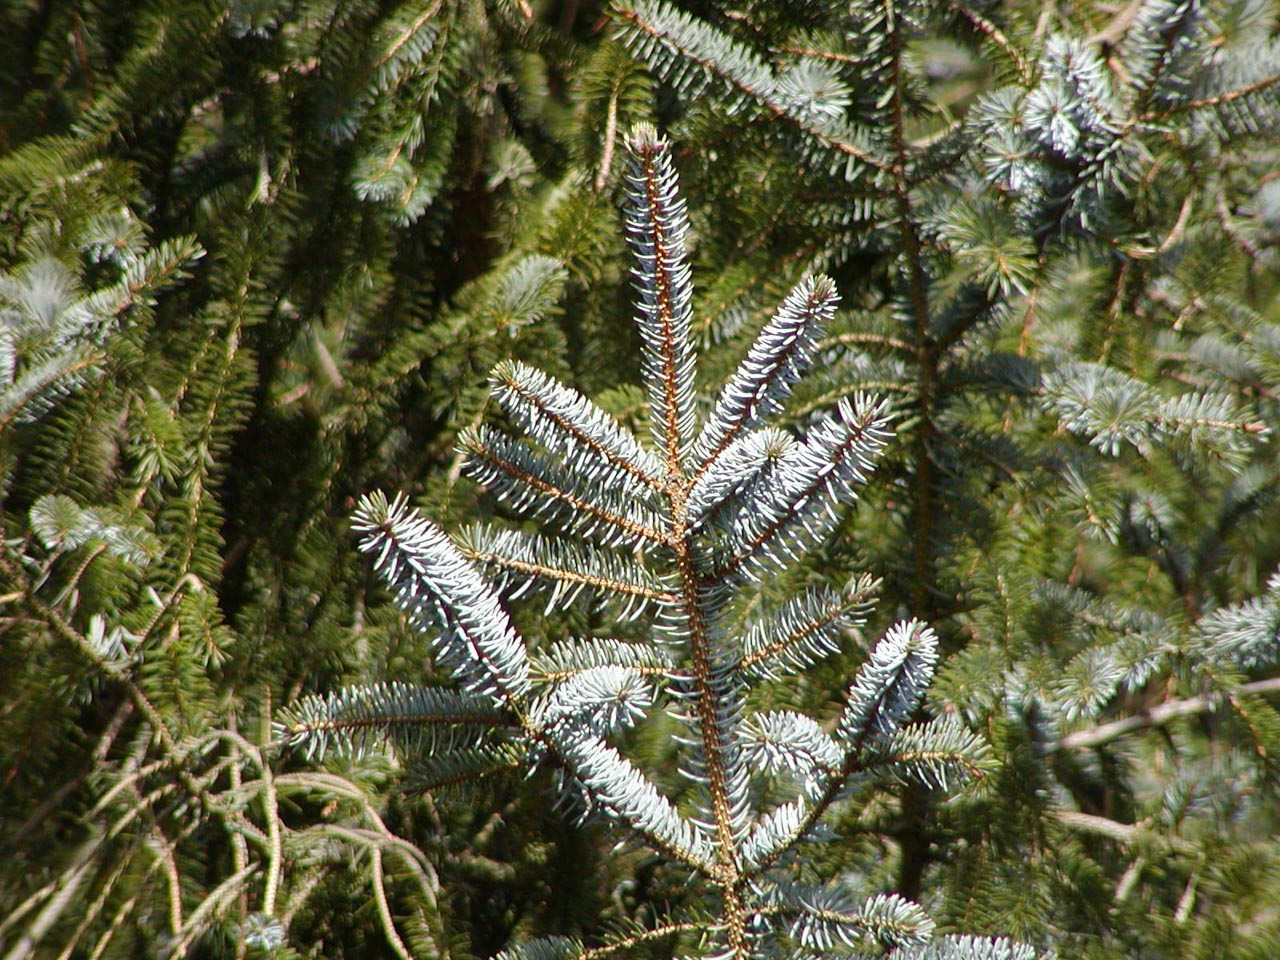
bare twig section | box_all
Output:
[1054,810,1196,853]
[1157,191,1195,255]
[1055,676,1280,750]
[595,81,621,192]
[1089,0,1147,50]
[371,848,413,960]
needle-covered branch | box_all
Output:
[320,129,1001,960]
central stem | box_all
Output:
[668,481,748,956]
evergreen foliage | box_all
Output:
[1,0,1279,958]
[281,126,1004,959]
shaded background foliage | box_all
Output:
[0,0,1278,958]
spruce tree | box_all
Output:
[281,125,1015,960]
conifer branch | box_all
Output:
[839,620,940,750]
[531,637,673,684]
[555,732,717,872]
[1124,0,1201,116]
[0,350,103,433]
[461,431,669,546]
[1140,68,1280,120]
[672,501,751,947]
[737,578,878,677]
[465,547,674,608]
[624,124,698,473]
[860,720,990,790]
[945,0,1034,85]
[352,493,531,707]
[760,889,934,951]
[373,0,446,77]
[613,2,892,176]
[7,1,1275,955]
[327,124,992,960]
[490,360,666,490]
[0,551,176,751]
[744,625,952,879]
[692,274,839,473]
[712,395,892,579]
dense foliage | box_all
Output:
[1,1,1278,958]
